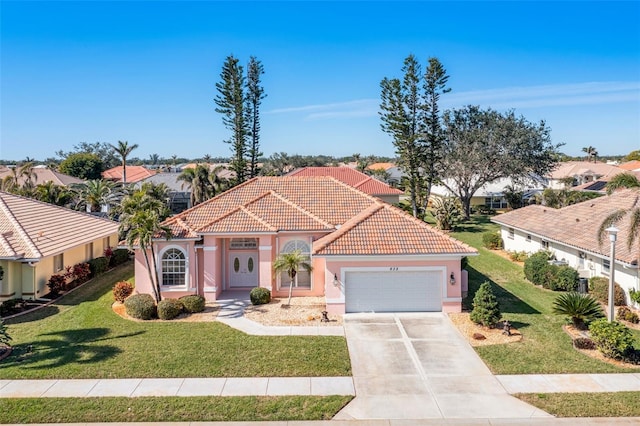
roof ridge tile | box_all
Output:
[264,190,335,229]
[313,204,383,253]
[0,192,42,258]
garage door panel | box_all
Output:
[345,270,442,313]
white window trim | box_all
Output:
[602,258,611,275]
[277,237,312,291]
[158,245,191,289]
[508,228,514,240]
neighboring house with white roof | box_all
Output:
[492,189,640,303]
[431,176,546,211]
[0,192,119,301]
[136,172,191,214]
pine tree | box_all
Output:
[215,55,248,184]
[245,56,265,179]
[470,281,501,327]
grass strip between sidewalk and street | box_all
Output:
[0,395,353,423]
[515,392,640,417]
[0,263,351,379]
[451,216,640,374]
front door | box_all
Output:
[229,252,258,287]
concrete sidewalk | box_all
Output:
[497,373,640,393]
[0,376,355,398]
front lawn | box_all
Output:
[515,392,640,417]
[452,216,640,374]
[0,263,351,379]
[0,395,353,423]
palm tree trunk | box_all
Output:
[287,278,294,306]
[150,243,162,302]
[142,249,160,302]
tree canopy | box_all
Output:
[438,105,560,218]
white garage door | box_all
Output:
[345,270,443,313]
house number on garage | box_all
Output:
[389,267,399,271]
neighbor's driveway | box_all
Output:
[336,313,551,420]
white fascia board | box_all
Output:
[313,254,475,262]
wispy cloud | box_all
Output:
[266,81,639,121]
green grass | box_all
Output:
[515,392,640,417]
[452,215,640,374]
[0,395,353,423]
[0,263,351,379]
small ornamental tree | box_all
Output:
[470,281,501,327]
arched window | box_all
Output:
[161,248,186,286]
[279,239,311,289]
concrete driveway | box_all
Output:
[335,313,551,420]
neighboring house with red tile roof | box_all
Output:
[131,176,476,314]
[0,166,83,187]
[492,189,640,301]
[0,192,119,301]
[102,165,156,183]
[287,167,404,204]
[619,160,640,172]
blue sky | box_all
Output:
[1,1,639,162]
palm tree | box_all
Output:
[597,175,640,250]
[121,208,171,302]
[148,153,160,166]
[118,185,171,230]
[72,179,122,213]
[273,250,313,306]
[581,146,598,163]
[110,140,139,183]
[605,173,640,195]
[34,181,73,206]
[177,164,228,206]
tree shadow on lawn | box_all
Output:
[4,306,60,325]
[464,265,539,317]
[0,328,144,370]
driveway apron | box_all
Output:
[335,312,551,420]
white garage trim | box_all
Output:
[342,266,446,313]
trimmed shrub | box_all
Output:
[552,292,604,329]
[549,265,579,291]
[113,281,134,303]
[179,295,205,313]
[47,274,66,297]
[87,256,109,277]
[482,232,503,250]
[573,337,596,350]
[71,262,91,284]
[617,307,640,324]
[589,277,627,306]
[470,281,501,327]
[110,249,130,267]
[524,251,552,285]
[157,298,184,320]
[124,294,157,320]
[589,318,635,360]
[630,289,640,305]
[250,287,271,305]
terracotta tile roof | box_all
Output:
[102,166,156,183]
[619,160,640,171]
[548,161,623,180]
[0,167,83,186]
[491,189,640,265]
[0,191,119,259]
[160,177,474,257]
[366,162,396,171]
[313,203,476,256]
[287,167,402,195]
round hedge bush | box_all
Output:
[589,277,627,306]
[157,298,184,320]
[124,294,157,320]
[481,232,503,250]
[179,295,206,313]
[250,287,271,305]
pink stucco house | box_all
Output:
[132,176,476,314]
